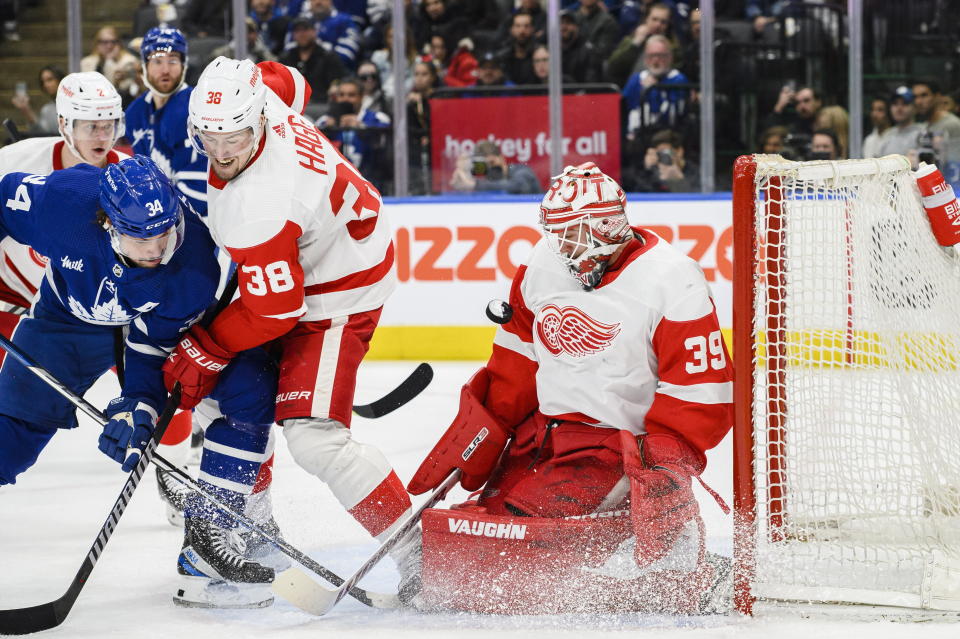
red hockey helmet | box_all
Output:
[539,163,631,290]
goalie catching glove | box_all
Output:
[408,368,512,494]
[98,397,158,472]
[162,325,234,409]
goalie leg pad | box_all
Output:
[421,505,717,614]
[479,419,625,518]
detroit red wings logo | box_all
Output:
[535,304,621,357]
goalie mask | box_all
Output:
[100,156,185,267]
[188,57,267,174]
[539,163,631,290]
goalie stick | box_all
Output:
[0,332,398,614]
[353,362,433,418]
[272,469,461,616]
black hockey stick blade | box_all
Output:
[2,119,22,144]
[352,362,433,418]
[0,386,181,635]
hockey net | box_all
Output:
[732,154,960,615]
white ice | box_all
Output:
[1,361,957,638]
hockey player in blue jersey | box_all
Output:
[0,156,281,608]
[125,28,209,216]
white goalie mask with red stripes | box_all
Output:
[539,163,631,290]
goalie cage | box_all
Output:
[732,154,960,617]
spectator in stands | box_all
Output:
[321,77,391,187]
[575,0,621,59]
[358,60,389,116]
[499,10,537,86]
[409,60,440,194]
[429,34,478,88]
[209,17,277,65]
[10,65,65,135]
[559,10,602,83]
[607,3,677,88]
[810,128,840,161]
[912,79,960,145]
[449,139,540,194]
[759,125,788,154]
[679,8,700,82]
[305,0,362,70]
[626,128,699,192]
[763,84,821,137]
[181,0,231,38]
[862,96,892,159]
[876,86,924,162]
[371,23,418,101]
[415,0,469,52]
[623,35,689,144]
[814,105,849,158]
[279,16,347,103]
[475,52,512,88]
[80,26,140,95]
[249,0,290,55]
[503,0,546,42]
[531,45,552,84]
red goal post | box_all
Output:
[732,154,960,616]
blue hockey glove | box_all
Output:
[99,398,158,472]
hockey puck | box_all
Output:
[485,299,514,324]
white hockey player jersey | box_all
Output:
[204,92,395,351]
[0,137,127,306]
[486,228,733,456]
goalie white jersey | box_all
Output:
[204,91,395,330]
[0,138,127,306]
[489,228,733,455]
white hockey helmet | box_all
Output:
[539,162,631,290]
[188,57,267,159]
[56,72,125,154]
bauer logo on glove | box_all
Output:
[181,337,228,372]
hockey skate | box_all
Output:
[156,465,195,527]
[698,551,733,615]
[239,516,291,572]
[174,517,276,609]
[392,528,424,608]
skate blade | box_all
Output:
[173,575,274,609]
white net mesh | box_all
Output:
[746,155,960,610]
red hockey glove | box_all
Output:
[408,368,511,495]
[162,325,235,410]
[621,431,703,569]
[916,163,960,248]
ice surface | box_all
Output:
[1,362,957,638]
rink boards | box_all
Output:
[368,193,733,360]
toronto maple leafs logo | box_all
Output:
[67,277,134,324]
[535,304,621,357]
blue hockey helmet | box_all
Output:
[141,27,188,97]
[100,156,185,266]
[141,27,188,61]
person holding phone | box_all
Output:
[9,66,65,135]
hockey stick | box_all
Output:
[0,332,396,611]
[272,469,461,616]
[352,362,433,418]
[0,382,181,636]
[2,119,22,144]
